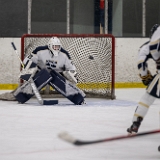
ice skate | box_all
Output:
[127,117,143,135]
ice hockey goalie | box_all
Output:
[0,37,85,105]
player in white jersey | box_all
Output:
[127,24,160,134]
[0,37,85,105]
[24,37,77,84]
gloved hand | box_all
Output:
[139,70,153,86]
[62,70,78,84]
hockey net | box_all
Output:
[21,34,115,99]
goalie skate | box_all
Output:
[0,91,16,101]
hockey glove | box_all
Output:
[139,70,153,86]
[62,70,78,84]
[156,57,160,70]
[19,60,38,81]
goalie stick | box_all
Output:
[58,129,160,146]
[11,42,58,105]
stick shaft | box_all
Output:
[74,129,160,145]
[11,42,24,68]
[59,129,160,146]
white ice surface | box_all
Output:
[0,88,160,160]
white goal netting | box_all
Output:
[21,34,115,99]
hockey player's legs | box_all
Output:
[127,92,156,134]
[132,92,155,121]
[14,69,52,103]
[49,70,85,105]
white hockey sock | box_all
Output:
[132,92,155,122]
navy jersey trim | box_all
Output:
[32,46,71,59]
[150,44,158,51]
[32,45,48,54]
[139,41,150,49]
[60,48,71,59]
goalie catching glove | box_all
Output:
[62,70,78,84]
[139,70,153,86]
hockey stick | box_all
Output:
[58,129,160,146]
[29,78,58,105]
[11,42,25,68]
[11,42,58,105]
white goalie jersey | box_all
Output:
[23,45,78,84]
[23,46,76,73]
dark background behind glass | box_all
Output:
[0,0,160,37]
[0,0,28,37]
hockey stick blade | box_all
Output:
[58,129,160,146]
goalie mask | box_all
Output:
[48,37,62,56]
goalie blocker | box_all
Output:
[14,69,85,105]
[14,69,58,104]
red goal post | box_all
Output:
[21,34,115,99]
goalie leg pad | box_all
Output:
[14,69,52,103]
[49,70,85,105]
[14,82,33,103]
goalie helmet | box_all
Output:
[150,24,160,37]
[48,37,62,56]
